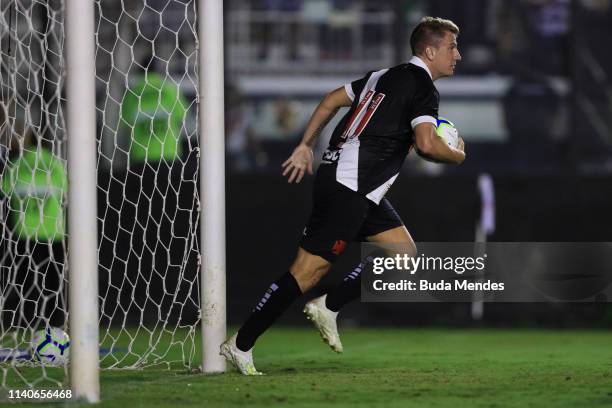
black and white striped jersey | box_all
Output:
[322,56,439,204]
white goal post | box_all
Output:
[65,0,100,402]
[199,0,227,374]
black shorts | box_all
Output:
[300,163,404,262]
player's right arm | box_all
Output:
[282,87,352,183]
[414,122,465,164]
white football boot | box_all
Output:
[220,333,263,375]
[303,294,343,353]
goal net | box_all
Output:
[1,0,202,392]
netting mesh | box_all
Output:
[1,0,201,392]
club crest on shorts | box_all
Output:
[331,240,347,255]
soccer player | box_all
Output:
[221,16,465,375]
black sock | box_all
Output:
[236,271,302,352]
[325,255,373,312]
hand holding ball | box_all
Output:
[436,117,459,149]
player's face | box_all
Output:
[433,31,461,77]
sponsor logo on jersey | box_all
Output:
[322,149,341,163]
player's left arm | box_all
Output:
[414,122,466,164]
[408,82,465,164]
[282,86,352,183]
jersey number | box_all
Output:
[340,90,385,146]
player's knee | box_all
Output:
[289,257,330,293]
[383,240,417,259]
[406,240,417,257]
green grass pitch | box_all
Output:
[2,328,612,407]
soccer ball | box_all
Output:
[436,116,459,149]
[31,327,70,365]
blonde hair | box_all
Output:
[410,17,459,56]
